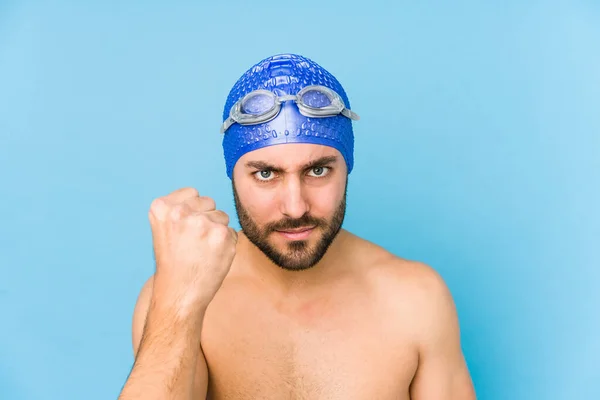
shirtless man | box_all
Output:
[118,54,476,399]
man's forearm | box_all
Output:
[119,304,206,400]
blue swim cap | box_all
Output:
[221,54,356,179]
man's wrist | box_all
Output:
[147,304,205,336]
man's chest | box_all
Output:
[200,289,418,399]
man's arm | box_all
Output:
[118,275,209,400]
[408,265,477,399]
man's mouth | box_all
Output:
[275,226,316,240]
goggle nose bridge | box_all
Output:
[276,94,298,103]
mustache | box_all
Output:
[266,214,326,232]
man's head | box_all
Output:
[221,54,358,271]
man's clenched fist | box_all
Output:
[148,187,237,316]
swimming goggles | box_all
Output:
[220,85,360,134]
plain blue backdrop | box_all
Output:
[1,1,599,399]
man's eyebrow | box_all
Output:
[245,161,283,172]
[245,156,338,172]
[301,156,338,170]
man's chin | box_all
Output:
[260,236,324,271]
[271,253,323,272]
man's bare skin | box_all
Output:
[120,142,476,399]
[131,228,475,399]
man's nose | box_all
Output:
[279,177,310,219]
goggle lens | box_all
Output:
[300,89,332,108]
[241,92,275,115]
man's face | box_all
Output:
[232,143,348,271]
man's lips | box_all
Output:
[276,226,315,233]
[275,226,316,240]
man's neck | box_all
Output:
[234,229,353,296]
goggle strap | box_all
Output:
[341,108,360,121]
[221,117,235,134]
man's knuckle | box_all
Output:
[169,204,187,221]
[211,224,230,241]
[191,214,210,232]
[200,196,216,210]
[185,187,200,197]
[218,211,230,224]
[149,198,168,219]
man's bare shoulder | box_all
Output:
[344,231,443,283]
[344,231,462,368]
[343,235,476,398]
[344,231,454,316]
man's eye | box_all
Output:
[308,166,330,177]
[255,170,274,181]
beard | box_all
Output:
[232,179,347,272]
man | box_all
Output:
[118,54,476,399]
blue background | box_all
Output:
[1,1,598,399]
